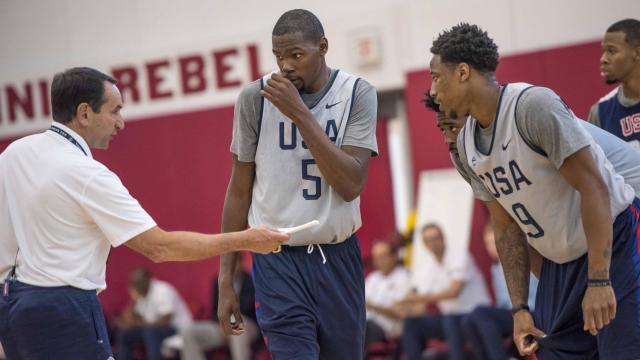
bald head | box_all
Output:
[372,241,398,275]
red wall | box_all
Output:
[405,40,615,288]
[0,106,395,320]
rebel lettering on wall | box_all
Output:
[0,43,265,139]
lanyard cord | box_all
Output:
[49,125,87,156]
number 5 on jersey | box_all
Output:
[301,159,321,200]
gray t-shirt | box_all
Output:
[457,86,640,200]
[231,68,378,161]
[588,86,640,127]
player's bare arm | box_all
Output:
[261,73,371,202]
[559,147,616,336]
[486,200,544,356]
[528,244,543,279]
[487,201,530,308]
[218,155,257,336]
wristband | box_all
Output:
[511,303,530,315]
[587,279,611,287]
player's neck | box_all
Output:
[471,82,501,128]
[304,65,330,94]
[620,71,640,100]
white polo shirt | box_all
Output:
[134,279,193,331]
[365,266,411,336]
[0,122,156,290]
[421,249,491,315]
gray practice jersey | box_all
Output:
[454,115,640,199]
[231,69,378,245]
[460,83,634,264]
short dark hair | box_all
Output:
[272,9,325,42]
[51,67,117,124]
[607,19,640,47]
[423,90,441,113]
[431,23,499,73]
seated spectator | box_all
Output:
[462,224,538,360]
[365,241,411,346]
[163,254,259,360]
[398,223,490,360]
[114,267,193,360]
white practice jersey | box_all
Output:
[462,83,635,264]
[248,70,361,246]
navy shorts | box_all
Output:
[0,281,113,359]
[534,198,640,360]
[252,234,365,359]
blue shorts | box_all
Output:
[0,281,113,360]
[252,234,365,359]
[534,198,640,360]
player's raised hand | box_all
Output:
[260,73,308,121]
[243,227,289,254]
[582,285,617,336]
[513,310,546,356]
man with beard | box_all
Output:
[588,19,640,148]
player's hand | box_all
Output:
[244,227,288,254]
[260,73,308,121]
[513,310,545,356]
[218,284,245,336]
[582,285,616,336]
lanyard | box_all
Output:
[49,125,87,156]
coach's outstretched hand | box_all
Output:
[244,227,289,254]
[582,285,617,336]
[513,310,546,356]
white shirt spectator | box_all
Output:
[135,279,193,331]
[365,266,411,336]
[0,122,156,290]
[423,249,491,315]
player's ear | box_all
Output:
[458,63,470,82]
[319,37,328,55]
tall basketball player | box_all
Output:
[218,9,378,359]
[429,23,640,359]
[588,19,640,148]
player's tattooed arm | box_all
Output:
[485,200,530,306]
[485,203,545,356]
[497,221,531,305]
